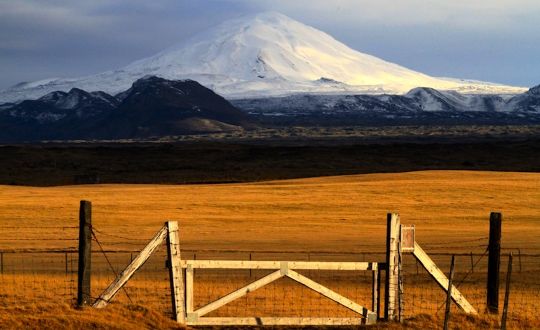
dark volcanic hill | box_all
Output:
[98,76,249,139]
[0,77,250,142]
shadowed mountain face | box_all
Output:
[0,88,120,141]
[508,85,540,113]
[0,77,250,142]
[233,84,540,125]
[97,76,249,139]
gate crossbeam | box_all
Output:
[193,269,283,318]
[185,260,378,325]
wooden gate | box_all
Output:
[92,215,478,325]
[180,259,380,326]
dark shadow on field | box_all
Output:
[0,136,539,186]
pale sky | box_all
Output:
[0,0,538,89]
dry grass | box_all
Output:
[0,170,539,329]
[0,170,539,253]
[0,300,184,330]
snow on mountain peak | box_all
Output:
[0,12,527,102]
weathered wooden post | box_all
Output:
[77,200,92,307]
[166,221,186,323]
[487,212,502,314]
[384,213,400,321]
[501,253,513,330]
[398,243,403,323]
[376,267,382,320]
[372,267,378,317]
[443,255,456,330]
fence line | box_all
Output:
[1,246,540,326]
[2,218,540,328]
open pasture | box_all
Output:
[0,170,539,329]
[0,170,539,252]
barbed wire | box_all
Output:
[420,244,488,250]
[434,247,489,313]
[91,227,152,242]
[1,246,540,326]
[421,237,488,247]
[0,238,78,241]
[89,240,149,246]
[0,226,78,229]
[90,226,133,304]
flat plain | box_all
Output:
[0,170,538,252]
[0,170,539,329]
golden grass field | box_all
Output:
[0,170,539,329]
[1,170,539,252]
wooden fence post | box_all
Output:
[501,253,513,330]
[384,213,400,321]
[487,212,502,314]
[443,255,456,330]
[166,221,186,323]
[77,200,92,307]
[376,267,381,320]
[372,268,378,317]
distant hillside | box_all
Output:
[0,76,251,142]
[233,84,540,126]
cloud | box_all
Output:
[0,1,247,87]
[238,0,540,29]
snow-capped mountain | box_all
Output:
[0,12,527,103]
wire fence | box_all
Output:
[1,226,540,328]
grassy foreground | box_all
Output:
[0,301,512,329]
[0,170,539,329]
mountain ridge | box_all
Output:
[233,83,540,125]
[0,76,250,142]
[1,77,538,142]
